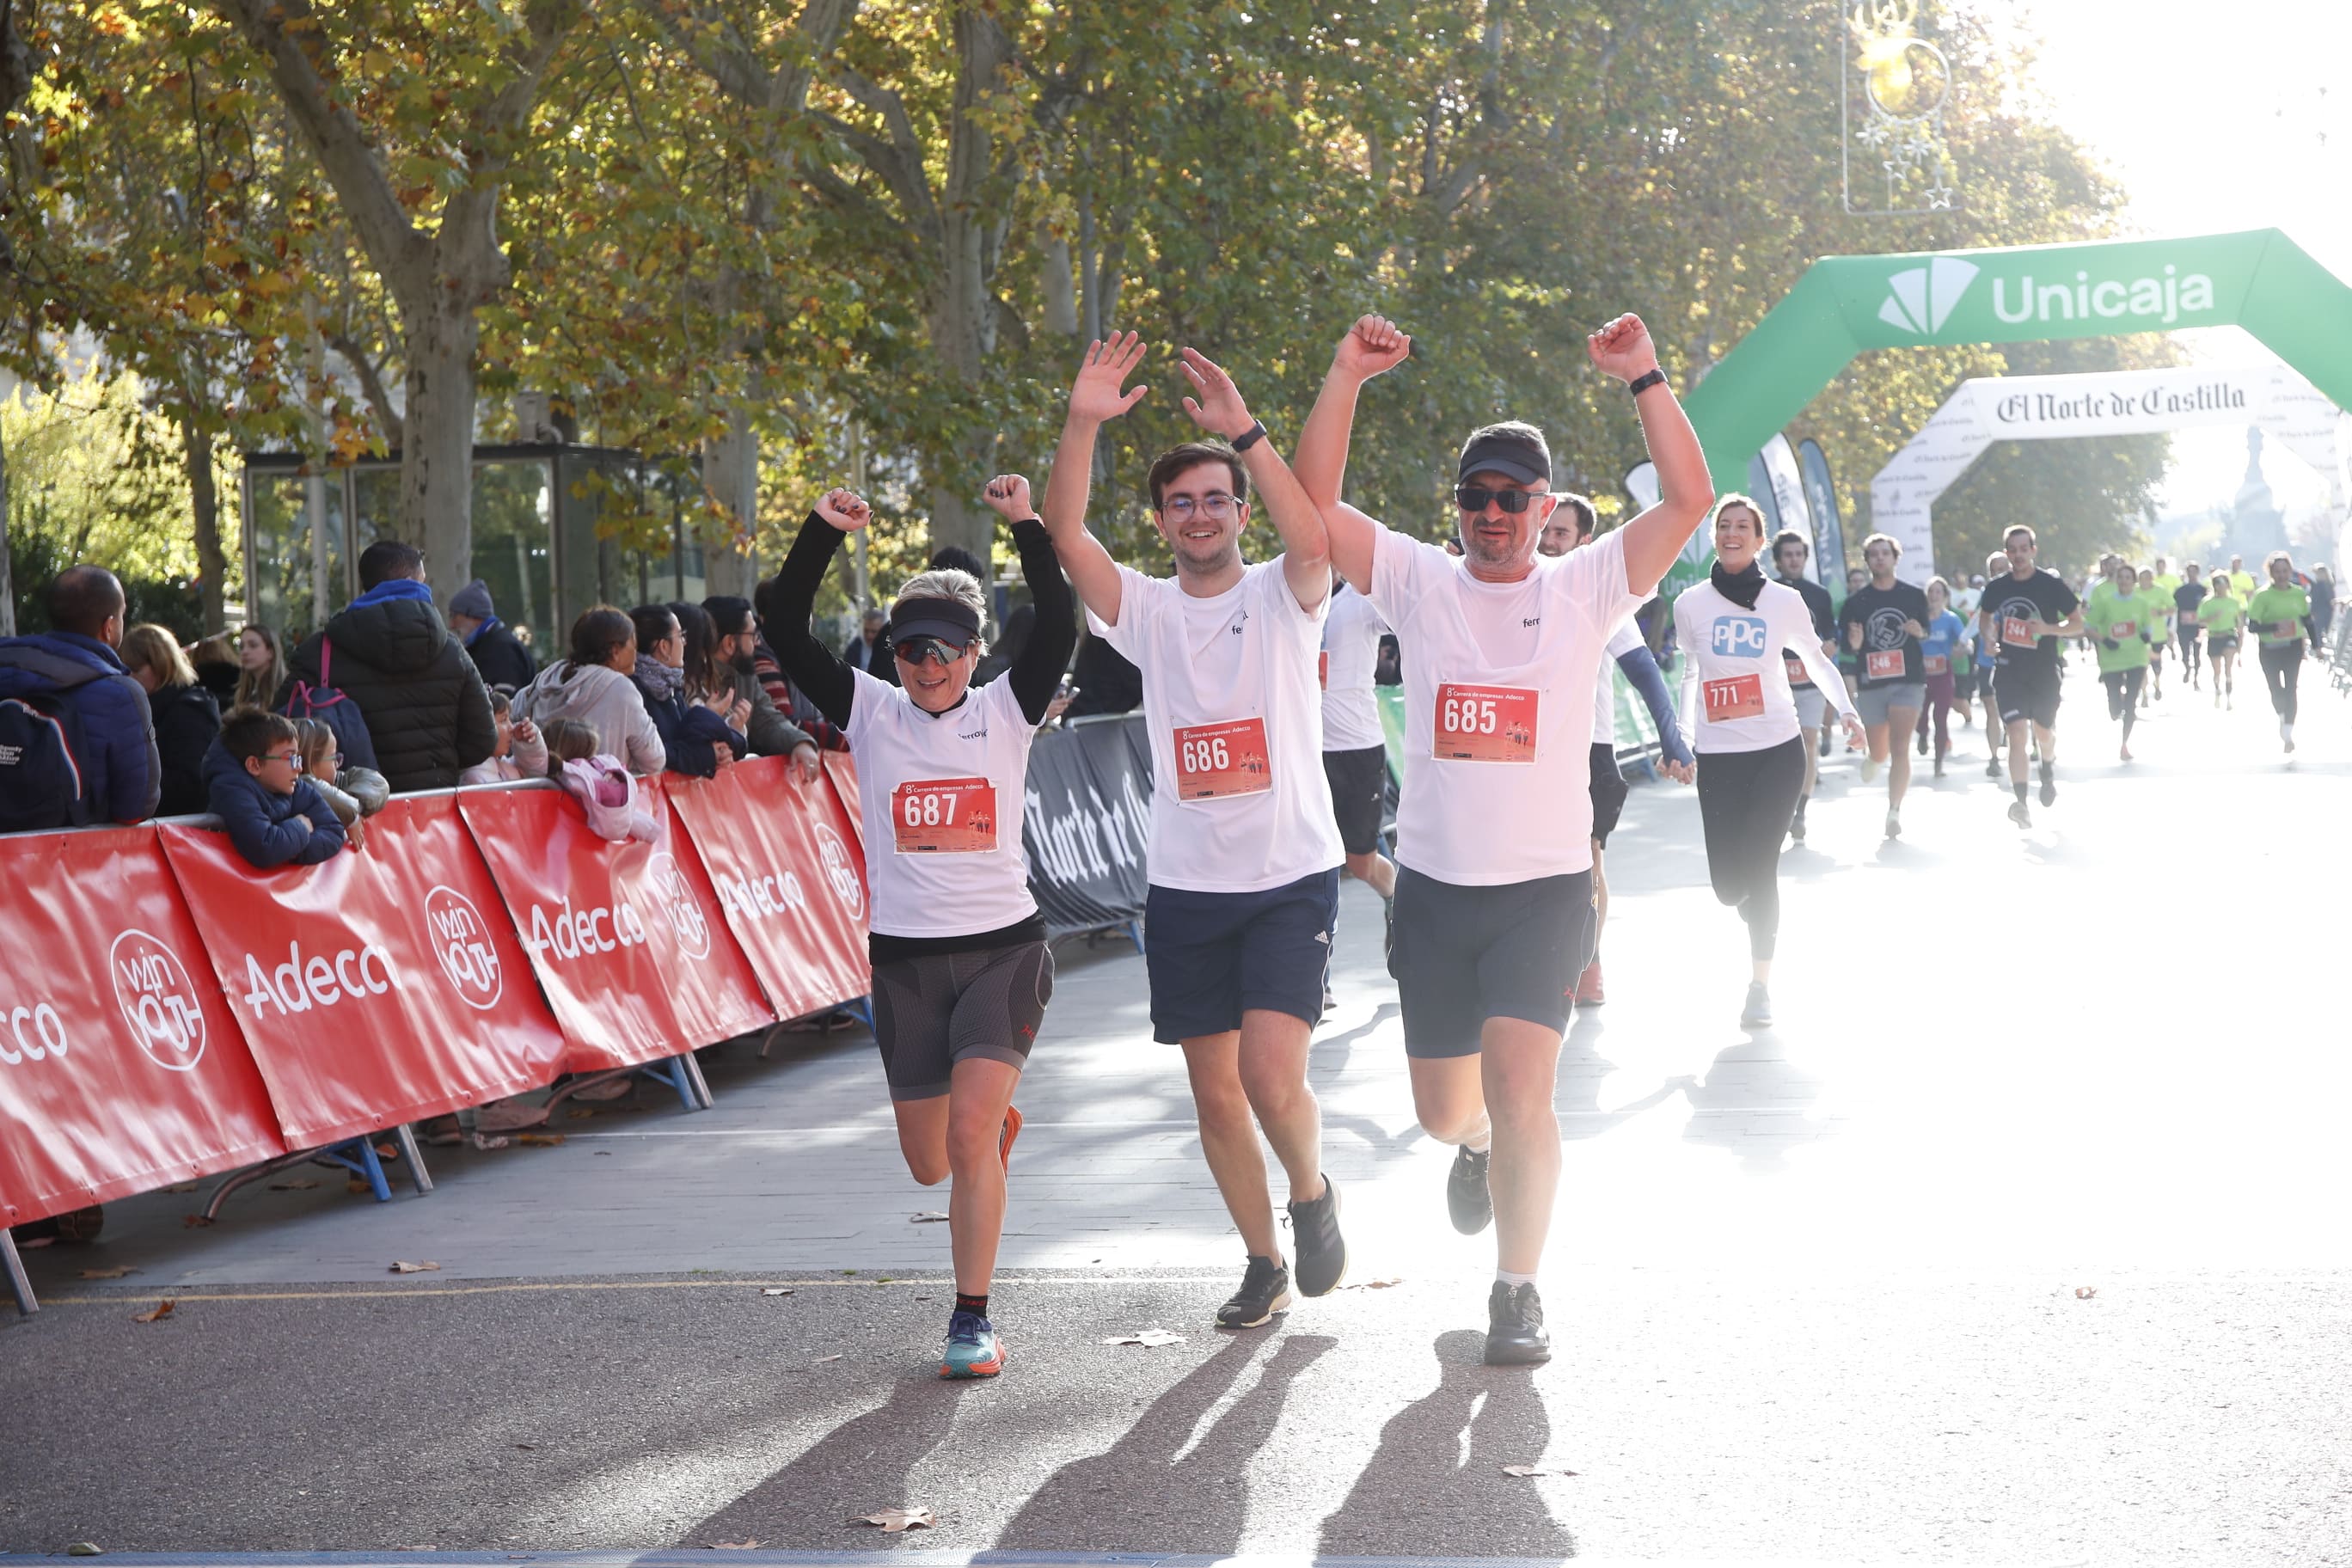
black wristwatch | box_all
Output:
[1626,368,1668,397]
[1231,420,1269,452]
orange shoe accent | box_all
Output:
[939,1337,1007,1379]
[998,1104,1024,1173]
[1575,960,1606,1006]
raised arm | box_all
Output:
[766,488,873,732]
[983,475,1079,726]
[1589,315,1714,595]
[1038,334,1150,628]
[1298,314,1413,592]
[1176,346,1328,612]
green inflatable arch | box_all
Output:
[1681,228,2352,497]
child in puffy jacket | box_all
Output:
[458,689,549,786]
[294,717,390,850]
[205,709,347,868]
[542,718,660,844]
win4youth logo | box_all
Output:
[1877,256,1979,336]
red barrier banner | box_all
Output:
[0,826,285,1226]
[158,796,571,1148]
[667,757,870,1024]
[458,780,773,1070]
[820,750,864,854]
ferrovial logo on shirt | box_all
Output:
[1711,616,1769,658]
[107,929,207,1069]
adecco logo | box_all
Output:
[814,824,864,921]
[714,866,809,922]
[646,853,712,961]
[107,928,207,1072]
[524,897,652,960]
[1878,256,1978,335]
[423,885,503,1011]
[238,940,398,1019]
[0,997,69,1067]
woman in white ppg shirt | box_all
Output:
[768,478,1076,1382]
[1673,495,1863,1030]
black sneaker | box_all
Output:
[1739,981,1773,1028]
[1484,1280,1551,1366]
[2038,764,2056,807]
[1447,1144,1493,1234]
[1287,1176,1347,1296]
[1216,1255,1293,1329]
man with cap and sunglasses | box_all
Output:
[1038,332,1351,1333]
[1295,311,1715,1365]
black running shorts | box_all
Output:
[1994,668,2061,730]
[1387,866,1595,1057]
[871,940,1053,1100]
[1320,744,1388,857]
[1587,741,1630,846]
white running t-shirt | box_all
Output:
[1589,618,1647,745]
[1320,582,1389,753]
[1673,578,1856,755]
[844,668,1039,938]
[1089,559,1344,894]
[1368,524,1641,885]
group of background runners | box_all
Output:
[767,311,2331,1386]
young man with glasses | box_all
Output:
[1296,312,1714,1364]
[1038,333,1351,1331]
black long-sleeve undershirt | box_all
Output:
[768,511,1078,731]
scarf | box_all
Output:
[635,658,685,701]
[465,614,500,647]
[1712,558,1767,609]
[349,578,438,609]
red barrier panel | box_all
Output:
[458,780,773,1070]
[158,796,571,1148]
[0,826,285,1225]
[667,757,870,1023]
[821,750,865,854]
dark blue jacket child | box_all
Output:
[204,711,346,869]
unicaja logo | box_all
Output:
[1878,256,1979,335]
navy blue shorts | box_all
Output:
[1387,867,1595,1057]
[1143,868,1340,1044]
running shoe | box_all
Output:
[998,1104,1024,1173]
[939,1310,1005,1379]
[2008,799,2032,829]
[2038,765,2056,808]
[1288,1175,1347,1296]
[1983,758,2001,780]
[1447,1144,1494,1235]
[2283,721,2296,754]
[1740,981,1773,1028]
[1932,754,1945,778]
[1883,808,1901,840]
[1575,959,1606,1005]
[1484,1280,1551,1366]
[1915,730,1928,756]
[1861,756,1881,784]
[1216,1255,1293,1329]
[1787,814,1806,844]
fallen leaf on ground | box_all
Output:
[1501,1461,1579,1478]
[909,1211,948,1223]
[809,1353,843,1364]
[567,1108,597,1119]
[852,1507,934,1533]
[1102,1330,1185,1348]
[78,1267,138,1280]
[66,1543,101,1556]
[593,1150,612,1156]
[375,1142,400,1159]
[132,1301,175,1324]
[1343,1277,1404,1289]
[267,1179,321,1191]
[2075,1285,2098,1300]
[710,1540,765,1550]
[517,1133,566,1147]
[761,1288,795,1297]
[389,1260,441,1274]
[181,1215,212,1228]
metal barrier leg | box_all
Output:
[394,1124,434,1195]
[678,1049,716,1111]
[1124,919,1146,956]
[3,1229,36,1316]
[352,1137,394,1203]
[653,1056,698,1112]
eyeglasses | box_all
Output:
[1161,493,1237,523]
[893,635,968,667]
[1455,486,1548,514]
[265,751,304,769]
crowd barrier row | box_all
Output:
[0,754,877,1248]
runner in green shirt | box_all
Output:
[2135,567,2171,704]
[2085,560,2153,761]
[2245,552,2313,754]
[2200,578,2245,707]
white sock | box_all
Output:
[1462,1122,1492,1155]
[1496,1268,1536,1289]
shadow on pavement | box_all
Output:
[1316,1327,1577,1557]
[1681,1035,1832,1173]
[685,1369,959,1547]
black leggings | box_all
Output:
[2259,642,2303,722]
[1696,737,1805,962]
[2102,667,2144,737]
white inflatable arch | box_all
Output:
[1870,364,2346,585]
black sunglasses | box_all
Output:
[1455,485,1547,514]
[893,635,967,667]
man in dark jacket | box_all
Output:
[0,565,161,826]
[279,542,496,793]
[702,594,821,777]
[445,579,538,692]
[844,606,898,685]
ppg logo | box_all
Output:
[1711,616,1769,658]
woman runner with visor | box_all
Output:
[769,476,1077,1380]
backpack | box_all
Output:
[0,677,97,833]
[279,637,381,773]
